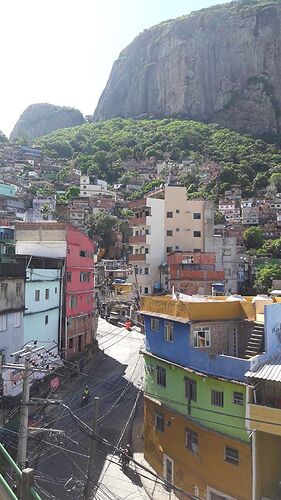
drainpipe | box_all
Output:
[58,262,65,354]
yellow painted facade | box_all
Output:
[255,431,281,499]
[248,403,281,436]
[141,296,256,322]
[144,397,252,500]
[113,283,132,296]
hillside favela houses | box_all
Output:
[141,293,281,500]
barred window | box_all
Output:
[225,447,239,465]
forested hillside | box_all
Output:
[36,118,281,197]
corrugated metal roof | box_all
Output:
[245,353,281,382]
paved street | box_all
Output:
[30,318,150,500]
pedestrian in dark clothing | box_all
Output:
[79,359,85,373]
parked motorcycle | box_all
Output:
[81,393,89,407]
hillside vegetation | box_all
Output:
[36,118,281,197]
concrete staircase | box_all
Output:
[245,322,264,359]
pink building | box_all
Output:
[65,226,95,358]
[15,222,96,359]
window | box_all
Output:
[233,392,243,406]
[0,283,7,300]
[166,247,173,253]
[167,211,173,218]
[193,213,201,220]
[16,282,22,297]
[151,318,159,332]
[70,295,78,308]
[145,268,149,275]
[185,427,198,453]
[176,228,179,232]
[55,287,58,294]
[45,315,49,325]
[35,290,40,302]
[139,268,142,274]
[144,287,149,295]
[68,337,74,349]
[135,267,138,275]
[194,249,201,253]
[211,390,224,407]
[0,315,7,332]
[223,249,231,256]
[155,412,164,432]
[66,272,72,282]
[45,288,50,300]
[145,248,149,254]
[156,366,166,387]
[185,377,197,402]
[224,447,239,465]
[14,312,21,328]
[166,230,173,237]
[193,231,201,238]
[80,272,90,282]
[176,209,180,214]
[164,322,174,342]
[80,250,86,257]
[193,327,210,348]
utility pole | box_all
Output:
[0,343,49,470]
[84,397,99,500]
[17,355,32,470]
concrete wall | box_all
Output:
[255,431,281,499]
[164,187,206,252]
[1,310,24,396]
[144,315,251,381]
[144,354,249,441]
[15,222,67,258]
[144,398,252,500]
[0,277,24,313]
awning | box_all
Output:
[245,353,281,382]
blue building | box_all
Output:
[142,297,281,382]
[24,267,62,370]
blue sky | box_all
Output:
[1,0,229,136]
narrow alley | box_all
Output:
[29,319,150,500]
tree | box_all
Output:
[66,186,80,200]
[254,263,281,294]
[243,227,264,250]
[270,173,281,192]
[258,238,281,258]
[86,212,118,250]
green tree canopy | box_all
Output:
[254,263,281,294]
[243,226,265,250]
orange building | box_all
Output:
[144,397,252,500]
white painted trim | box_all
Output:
[206,486,236,500]
[163,453,174,484]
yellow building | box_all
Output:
[145,397,252,500]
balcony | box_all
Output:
[129,216,146,226]
[128,253,146,263]
[128,234,146,245]
[248,403,281,436]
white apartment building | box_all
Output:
[80,176,108,198]
[128,186,214,295]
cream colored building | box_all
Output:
[128,186,215,295]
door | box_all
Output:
[163,454,174,485]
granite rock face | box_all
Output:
[93,1,281,136]
[10,103,85,140]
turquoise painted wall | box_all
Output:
[0,183,17,197]
[144,353,249,442]
[24,269,60,345]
